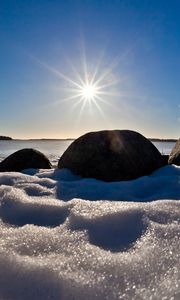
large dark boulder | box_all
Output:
[168,139,180,166]
[0,148,52,172]
[58,130,165,181]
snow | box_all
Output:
[0,165,179,299]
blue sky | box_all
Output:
[0,0,179,139]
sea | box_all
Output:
[0,139,72,166]
[0,139,175,166]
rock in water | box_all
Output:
[0,148,52,172]
[58,130,165,181]
[168,139,180,166]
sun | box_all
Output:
[33,48,120,117]
[80,83,98,100]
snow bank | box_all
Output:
[0,165,179,299]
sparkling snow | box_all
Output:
[0,165,179,299]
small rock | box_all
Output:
[0,148,52,172]
[168,139,180,165]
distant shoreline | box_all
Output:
[149,138,177,142]
[14,138,75,141]
[0,137,74,141]
[0,136,178,142]
[0,136,12,140]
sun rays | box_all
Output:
[31,47,123,122]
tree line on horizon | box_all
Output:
[0,135,12,140]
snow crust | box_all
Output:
[0,165,179,299]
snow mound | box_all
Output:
[0,165,179,299]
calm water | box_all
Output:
[153,141,175,155]
[0,139,175,166]
[0,140,73,166]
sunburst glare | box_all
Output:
[80,83,98,101]
[31,48,123,123]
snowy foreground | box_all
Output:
[0,165,179,300]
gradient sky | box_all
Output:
[0,0,180,139]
